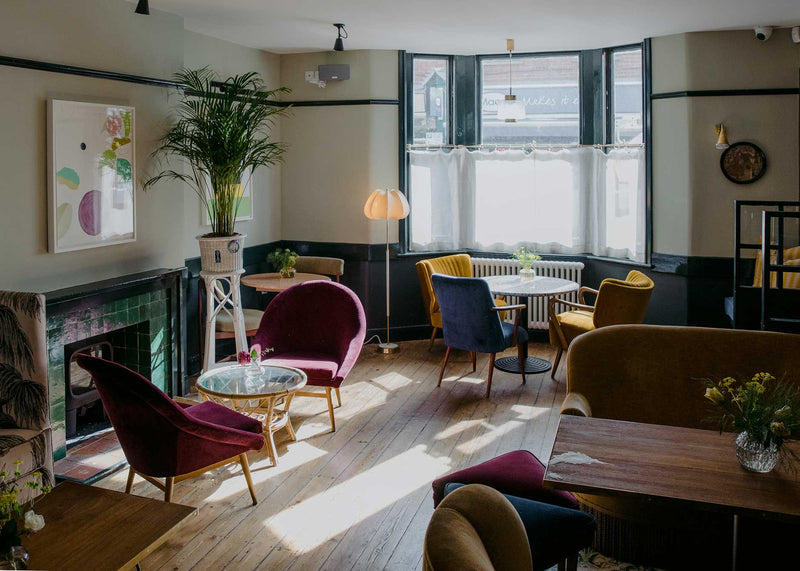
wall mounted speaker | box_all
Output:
[318,64,350,81]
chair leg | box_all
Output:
[325,387,336,432]
[516,342,527,385]
[438,346,452,387]
[486,354,496,398]
[429,327,438,351]
[125,467,135,494]
[239,453,257,506]
[551,347,564,380]
[567,553,578,571]
[335,387,342,408]
[557,562,565,571]
[164,476,174,503]
[471,351,477,372]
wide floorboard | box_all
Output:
[96,340,565,570]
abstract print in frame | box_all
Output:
[48,100,136,252]
[201,167,254,226]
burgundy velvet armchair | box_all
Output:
[76,355,265,504]
[252,281,366,432]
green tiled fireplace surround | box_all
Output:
[45,269,186,461]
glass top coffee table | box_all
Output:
[196,363,307,467]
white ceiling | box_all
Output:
[147,0,800,55]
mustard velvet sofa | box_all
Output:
[561,324,800,568]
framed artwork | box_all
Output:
[201,168,254,226]
[720,142,767,185]
[48,100,136,252]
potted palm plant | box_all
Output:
[144,68,289,273]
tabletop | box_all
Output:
[482,274,578,297]
[197,363,307,399]
[543,415,800,521]
[241,272,331,292]
[24,481,195,571]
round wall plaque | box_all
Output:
[720,142,767,184]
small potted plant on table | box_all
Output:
[268,248,298,278]
[512,247,542,282]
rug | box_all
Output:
[545,550,661,571]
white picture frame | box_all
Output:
[48,99,136,253]
[201,168,255,226]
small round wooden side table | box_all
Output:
[196,363,307,467]
[241,272,331,293]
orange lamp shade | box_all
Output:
[364,189,410,220]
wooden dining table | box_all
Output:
[543,415,800,570]
[241,272,331,292]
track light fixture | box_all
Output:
[134,0,150,15]
[333,23,347,51]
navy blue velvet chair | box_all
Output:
[431,274,528,398]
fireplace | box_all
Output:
[46,268,186,460]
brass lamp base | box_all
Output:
[377,342,399,354]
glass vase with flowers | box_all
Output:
[704,372,800,473]
[511,247,542,282]
[0,461,50,570]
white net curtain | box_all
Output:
[409,146,646,263]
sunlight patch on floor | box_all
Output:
[455,420,525,454]
[434,418,484,441]
[266,444,451,552]
[510,404,550,421]
[205,441,328,503]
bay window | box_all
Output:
[405,45,647,263]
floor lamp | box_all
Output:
[364,189,410,354]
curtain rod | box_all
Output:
[407,143,644,149]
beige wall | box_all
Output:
[651,29,800,257]
[280,51,400,244]
[0,1,282,292]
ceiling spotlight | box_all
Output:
[333,23,347,51]
[134,0,150,15]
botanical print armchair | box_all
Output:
[0,292,53,502]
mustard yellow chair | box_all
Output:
[753,246,800,289]
[423,484,532,571]
[416,254,506,350]
[548,270,654,379]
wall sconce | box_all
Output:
[715,123,730,150]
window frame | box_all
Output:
[402,41,651,263]
[603,44,645,146]
[476,49,583,146]
[406,53,455,147]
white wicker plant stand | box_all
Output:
[201,269,248,372]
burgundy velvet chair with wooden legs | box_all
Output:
[76,355,265,504]
[252,281,366,432]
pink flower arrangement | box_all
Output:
[237,345,274,366]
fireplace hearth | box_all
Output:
[46,268,186,460]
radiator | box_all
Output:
[471,258,585,329]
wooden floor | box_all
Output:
[96,339,565,571]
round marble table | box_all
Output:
[196,363,307,466]
[482,275,579,374]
